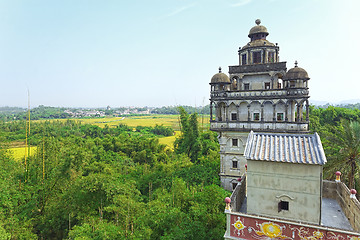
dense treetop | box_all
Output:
[0,107,225,239]
[0,105,359,239]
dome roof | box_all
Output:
[248,19,269,37]
[211,67,230,84]
[284,61,310,80]
[242,39,275,49]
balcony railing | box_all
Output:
[210,121,309,132]
[210,89,309,99]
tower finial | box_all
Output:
[295,60,298,67]
[219,67,222,73]
[255,19,261,25]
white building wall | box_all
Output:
[219,132,249,191]
[247,160,322,225]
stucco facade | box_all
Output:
[247,160,322,224]
[219,132,248,190]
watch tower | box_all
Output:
[209,19,311,191]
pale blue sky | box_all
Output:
[0,0,359,108]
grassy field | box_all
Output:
[38,114,210,131]
[12,115,209,155]
[9,146,37,160]
[80,115,182,129]
[45,115,209,148]
[158,131,181,150]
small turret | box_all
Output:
[283,61,310,88]
[210,67,231,92]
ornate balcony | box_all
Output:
[210,120,309,133]
[210,88,309,100]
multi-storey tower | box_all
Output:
[210,19,311,191]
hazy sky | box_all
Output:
[1,0,359,108]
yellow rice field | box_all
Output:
[37,114,210,131]
[16,115,209,153]
[79,115,182,129]
[9,146,37,160]
[158,131,181,150]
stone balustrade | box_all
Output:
[210,121,309,132]
[211,88,309,99]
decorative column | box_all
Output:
[214,105,219,121]
[210,101,213,121]
[350,189,357,199]
[224,197,232,238]
[335,171,341,182]
[220,156,224,173]
[247,104,251,121]
[261,104,264,121]
[285,103,288,121]
[237,74,244,91]
[236,104,240,121]
[273,104,276,121]
[225,105,229,121]
[306,100,309,121]
[296,104,300,122]
[269,71,276,89]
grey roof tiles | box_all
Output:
[244,131,327,165]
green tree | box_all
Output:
[326,120,360,189]
[174,107,202,162]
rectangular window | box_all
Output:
[232,138,238,146]
[232,160,238,169]
[253,113,260,121]
[278,201,289,212]
[268,52,275,63]
[277,113,284,121]
[290,81,296,88]
[253,51,261,64]
[265,82,270,89]
[231,113,237,121]
[244,83,250,90]
[242,54,247,65]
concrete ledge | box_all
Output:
[323,180,360,231]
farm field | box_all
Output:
[80,115,182,129]
[36,114,210,130]
[82,115,209,148]
[158,130,181,149]
[9,115,209,158]
[9,146,37,160]
[40,115,209,148]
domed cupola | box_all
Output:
[284,61,310,88]
[248,19,269,41]
[211,67,230,84]
[210,67,230,92]
[239,19,278,65]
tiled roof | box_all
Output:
[244,131,327,165]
